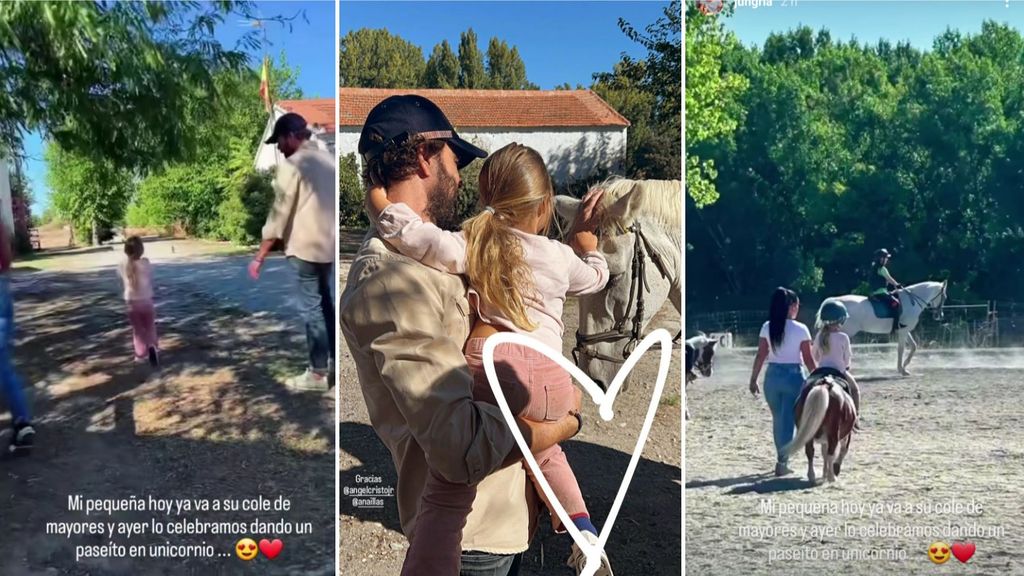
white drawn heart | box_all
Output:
[482,329,673,576]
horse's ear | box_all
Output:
[605,182,641,222]
[554,195,581,222]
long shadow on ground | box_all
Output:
[0,265,335,576]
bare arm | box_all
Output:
[365,184,390,221]
[504,391,582,467]
[881,268,900,286]
[569,188,604,255]
[801,340,817,373]
[749,338,769,396]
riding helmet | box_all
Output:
[874,248,891,259]
[818,300,849,326]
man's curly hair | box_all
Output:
[362,135,447,188]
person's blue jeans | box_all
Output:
[0,276,30,424]
[460,551,522,576]
[287,257,335,373]
[763,363,805,464]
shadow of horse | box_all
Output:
[726,477,816,495]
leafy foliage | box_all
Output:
[0,0,264,171]
[340,27,535,90]
[46,143,133,244]
[126,56,303,240]
[688,19,1024,307]
[339,28,426,88]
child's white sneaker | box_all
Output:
[284,369,329,392]
[566,530,613,576]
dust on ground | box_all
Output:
[338,230,682,575]
[0,239,335,576]
[686,347,1024,576]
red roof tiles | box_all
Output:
[339,88,630,129]
[276,99,335,132]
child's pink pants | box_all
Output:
[401,338,587,576]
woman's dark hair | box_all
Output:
[768,287,799,353]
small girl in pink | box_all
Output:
[117,237,159,367]
[812,318,861,418]
[367,143,612,576]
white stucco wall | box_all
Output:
[337,127,627,184]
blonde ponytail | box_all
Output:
[463,143,554,332]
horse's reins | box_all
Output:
[900,285,945,312]
[572,221,681,366]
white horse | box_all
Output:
[819,280,948,376]
[554,178,682,390]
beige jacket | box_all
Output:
[262,141,336,264]
[340,233,537,554]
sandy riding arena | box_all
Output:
[686,346,1024,575]
[338,232,682,575]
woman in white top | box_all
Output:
[749,287,816,476]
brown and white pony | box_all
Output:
[782,373,857,483]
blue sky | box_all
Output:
[725,1,1024,49]
[340,1,671,89]
[24,0,335,213]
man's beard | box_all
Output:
[425,167,461,231]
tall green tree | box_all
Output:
[339,28,425,88]
[684,4,748,206]
[687,20,1024,309]
[128,56,303,236]
[424,40,460,88]
[46,143,134,245]
[0,1,265,171]
[458,28,488,88]
[485,38,532,89]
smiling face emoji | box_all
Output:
[236,538,259,561]
[928,541,951,564]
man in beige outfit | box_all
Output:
[340,95,582,575]
[250,112,336,391]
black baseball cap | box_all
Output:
[358,95,487,169]
[265,112,308,144]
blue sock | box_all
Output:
[571,515,598,535]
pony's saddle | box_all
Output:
[804,367,851,397]
[869,295,900,319]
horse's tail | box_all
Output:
[783,385,829,458]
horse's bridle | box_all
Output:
[903,284,947,320]
[572,221,681,366]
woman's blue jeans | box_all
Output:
[763,363,805,464]
[0,276,30,424]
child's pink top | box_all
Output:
[377,203,609,351]
[813,331,852,371]
[117,257,154,302]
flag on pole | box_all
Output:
[259,55,271,113]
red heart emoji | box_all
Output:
[258,538,283,560]
[951,541,975,563]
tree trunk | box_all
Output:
[91,220,99,246]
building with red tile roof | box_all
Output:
[338,88,629,183]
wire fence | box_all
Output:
[687,301,1024,349]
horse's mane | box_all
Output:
[589,177,682,232]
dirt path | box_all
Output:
[338,230,682,575]
[685,348,1024,575]
[0,245,335,575]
